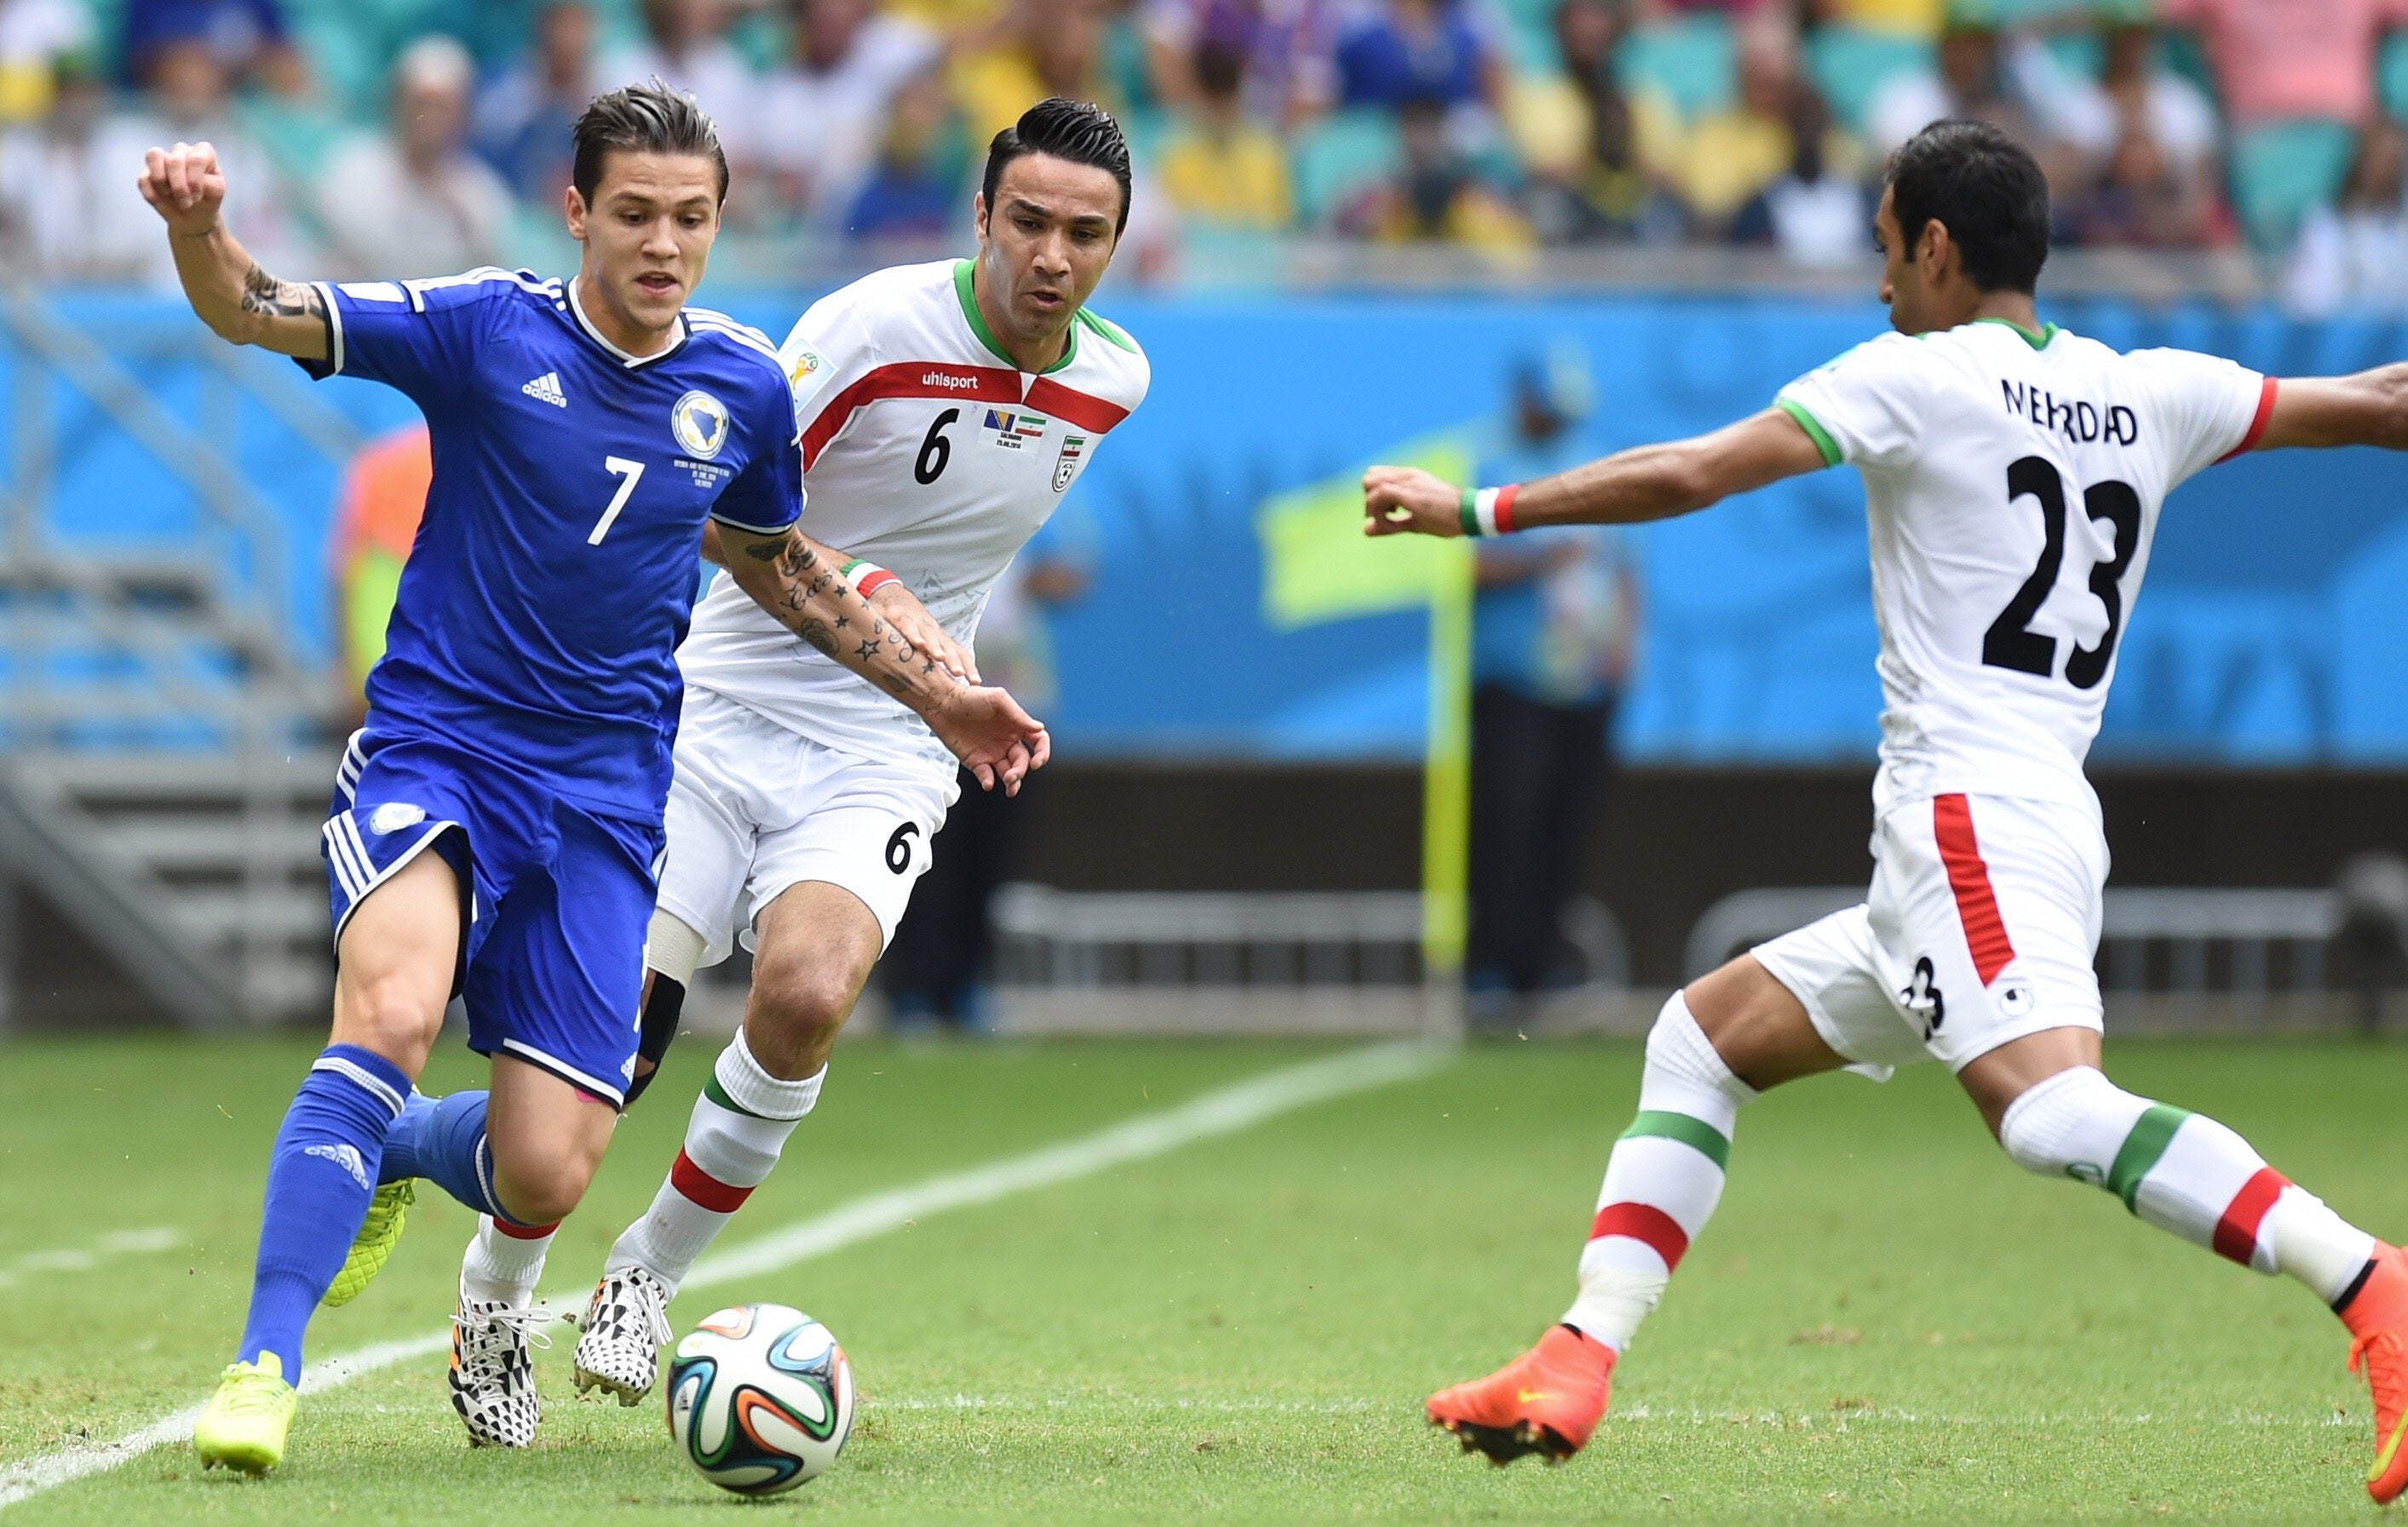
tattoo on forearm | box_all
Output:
[239,261,323,323]
[796,618,836,657]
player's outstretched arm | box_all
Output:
[135,141,328,360]
[1364,409,1828,537]
[720,526,1048,792]
[2256,365,2408,452]
[698,521,974,680]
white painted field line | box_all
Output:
[0,1228,181,1290]
[0,1040,1446,1511]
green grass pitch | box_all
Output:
[3,1031,2403,1523]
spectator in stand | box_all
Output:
[1729,84,1868,266]
[601,0,759,152]
[319,37,514,278]
[1865,7,2086,187]
[1141,0,1337,124]
[119,0,305,97]
[0,49,182,284]
[1509,0,1681,243]
[1674,23,1857,234]
[844,66,968,238]
[0,0,90,123]
[755,0,943,227]
[16,32,311,284]
[1157,36,1293,228]
[2062,122,2215,247]
[472,1,600,202]
[2095,20,2218,197]
[1345,92,1531,247]
[2284,116,2408,316]
[952,0,1122,144]
[1332,0,1506,119]
[2158,0,2406,245]
[2160,0,2405,133]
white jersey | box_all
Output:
[1774,319,2272,818]
[675,259,1150,772]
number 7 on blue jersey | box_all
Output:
[591,456,646,545]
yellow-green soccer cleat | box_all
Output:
[323,1180,414,1308]
[193,1352,297,1475]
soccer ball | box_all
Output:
[665,1303,854,1495]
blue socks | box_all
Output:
[237,1045,411,1378]
[380,1088,523,1224]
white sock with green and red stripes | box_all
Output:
[1562,993,1756,1352]
[605,1028,823,1295]
[1999,1066,2377,1305]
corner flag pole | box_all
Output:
[1256,434,1476,1044]
[1419,547,1474,1043]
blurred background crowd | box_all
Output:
[3,0,2407,306]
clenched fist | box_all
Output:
[1361,464,1467,538]
[137,142,227,238]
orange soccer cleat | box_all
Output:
[2344,1243,2408,1505]
[1425,1324,1616,1465]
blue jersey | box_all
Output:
[302,268,803,816]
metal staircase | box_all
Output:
[1,284,356,1029]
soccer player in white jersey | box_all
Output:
[1366,121,2408,1501]
[438,98,1149,1429]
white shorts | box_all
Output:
[656,686,959,967]
[1751,792,2108,1076]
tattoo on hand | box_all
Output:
[239,262,324,323]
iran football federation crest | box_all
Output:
[1053,434,1086,492]
[671,389,730,460]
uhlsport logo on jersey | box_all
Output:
[671,389,731,460]
[1053,433,1086,491]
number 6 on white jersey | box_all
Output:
[591,456,645,545]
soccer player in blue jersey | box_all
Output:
[137,84,1049,1474]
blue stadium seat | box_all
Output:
[2230,120,2356,251]
[2381,30,2408,122]
[1804,26,1933,134]
[1617,13,1734,120]
[1290,110,1402,227]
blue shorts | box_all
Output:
[323,729,665,1109]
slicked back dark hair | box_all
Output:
[981,97,1132,233]
[572,80,728,206]
[1885,119,2049,295]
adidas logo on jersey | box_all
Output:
[521,371,567,408]
[304,1142,371,1191]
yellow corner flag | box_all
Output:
[1256,434,1478,1011]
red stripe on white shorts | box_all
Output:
[670,1149,754,1214]
[1931,794,2017,986]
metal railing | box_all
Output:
[1684,885,2343,987]
[991,884,1630,990]
[0,284,353,1027]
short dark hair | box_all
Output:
[1884,119,2050,295]
[572,80,728,206]
[981,97,1132,234]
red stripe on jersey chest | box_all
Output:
[801,362,1131,468]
